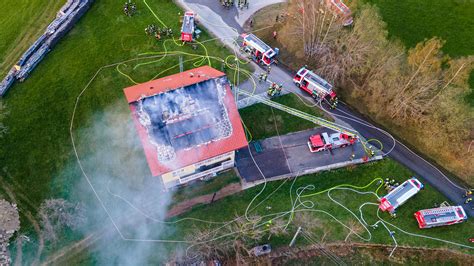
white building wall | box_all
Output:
[160,151,235,189]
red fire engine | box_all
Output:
[414,206,467,229]
[241,33,278,66]
[294,66,338,106]
[308,132,356,153]
[326,0,353,26]
[181,11,196,42]
[379,177,423,213]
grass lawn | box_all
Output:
[172,159,474,253]
[239,93,332,140]
[171,170,240,207]
[364,0,473,57]
[0,0,66,77]
[364,0,474,104]
[0,0,248,232]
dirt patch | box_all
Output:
[247,242,474,265]
[167,183,242,218]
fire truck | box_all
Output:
[241,33,278,66]
[379,177,423,213]
[414,206,467,229]
[180,11,196,42]
[294,66,338,106]
[308,132,356,153]
[326,0,353,26]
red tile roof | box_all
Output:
[124,66,226,103]
[124,66,248,177]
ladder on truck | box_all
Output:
[237,90,358,138]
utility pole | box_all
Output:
[179,55,183,72]
[289,226,302,247]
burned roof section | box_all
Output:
[123,66,247,176]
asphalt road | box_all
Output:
[175,0,474,216]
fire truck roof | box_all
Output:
[243,33,272,53]
[384,178,421,208]
[306,71,333,93]
[418,206,466,223]
[181,12,195,34]
[309,134,324,147]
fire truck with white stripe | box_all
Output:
[414,206,467,229]
[181,11,196,42]
[379,177,423,213]
[308,132,357,153]
[240,33,278,66]
[294,66,338,106]
[326,0,353,26]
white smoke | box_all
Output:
[67,101,178,265]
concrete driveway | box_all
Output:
[236,127,377,187]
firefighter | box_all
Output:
[274,84,282,96]
[267,86,275,97]
[463,190,473,198]
[370,149,375,157]
[124,5,129,16]
[465,198,472,204]
[266,65,272,74]
[263,73,268,81]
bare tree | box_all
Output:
[184,214,288,262]
[38,199,86,243]
[344,219,363,242]
[0,199,20,265]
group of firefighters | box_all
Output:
[463,190,473,206]
[383,178,400,192]
[267,83,283,98]
[220,0,249,9]
[145,24,173,40]
[123,2,137,17]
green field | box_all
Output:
[365,0,473,57]
[0,0,66,77]
[239,93,331,140]
[365,0,474,104]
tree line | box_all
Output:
[278,0,473,183]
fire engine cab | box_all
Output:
[294,67,338,106]
[241,33,278,66]
[308,132,356,153]
[326,0,353,26]
[379,177,423,213]
[414,206,467,229]
[181,11,196,42]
